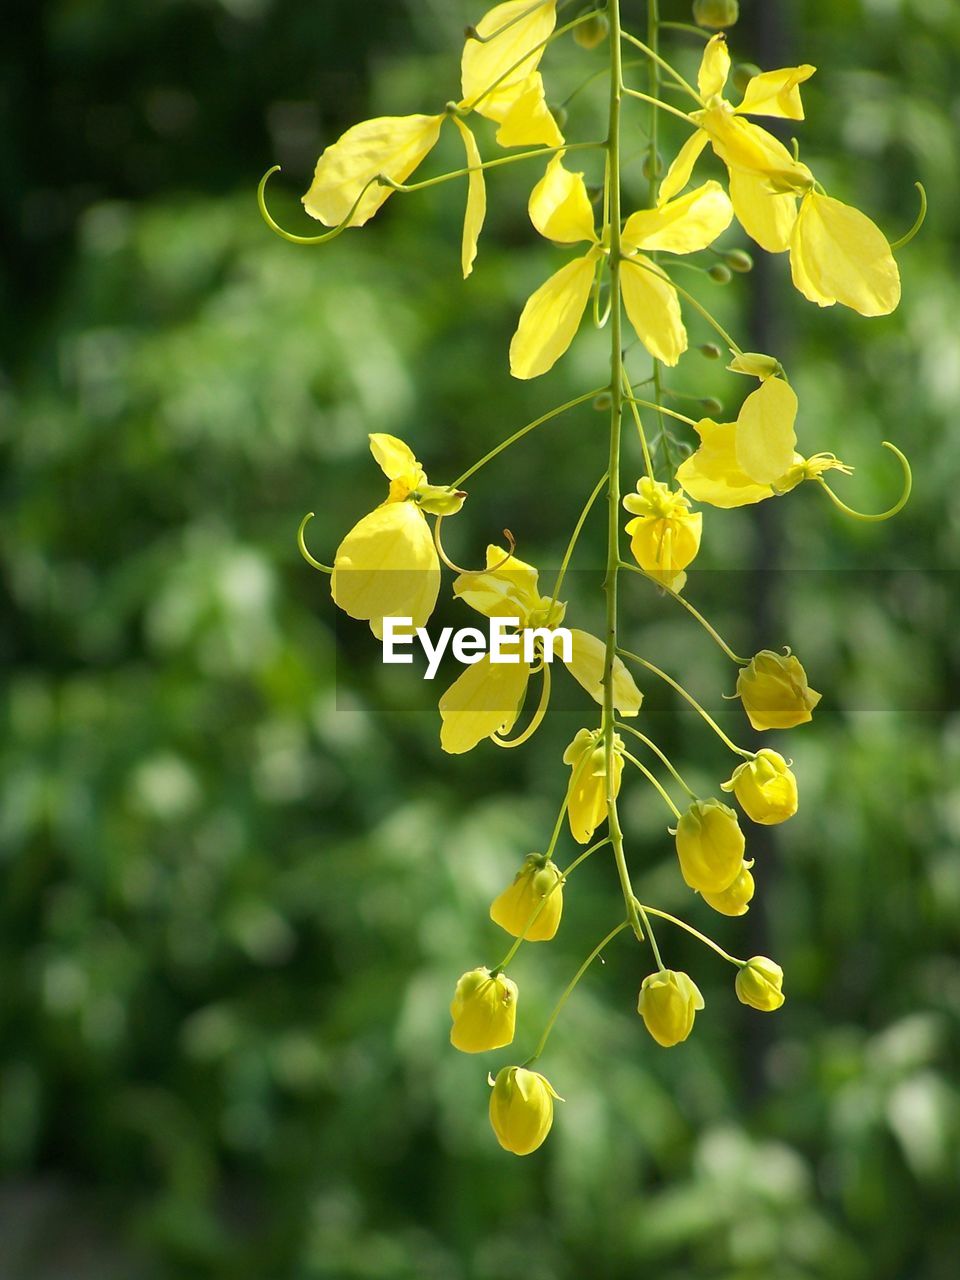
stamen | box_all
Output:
[816,441,912,523]
[433,518,516,575]
[297,513,333,574]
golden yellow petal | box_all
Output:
[563,629,644,717]
[735,377,798,485]
[621,256,687,367]
[622,180,733,255]
[331,501,440,638]
[528,153,597,245]
[452,117,487,279]
[790,192,901,316]
[509,252,597,380]
[728,168,798,253]
[454,547,543,622]
[485,73,565,148]
[439,655,532,755]
[658,130,709,205]
[698,34,731,101]
[736,65,816,120]
[461,1,557,106]
[302,114,444,227]
[676,419,775,509]
[368,433,421,483]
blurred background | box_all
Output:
[2,1,958,1277]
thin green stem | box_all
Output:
[620,30,701,101]
[452,389,606,487]
[492,664,551,748]
[623,750,683,820]
[636,903,747,967]
[660,20,711,40]
[618,565,749,663]
[616,723,697,799]
[632,259,746,356]
[617,647,754,759]
[621,86,696,124]
[383,139,604,194]
[620,364,655,479]
[550,471,608,609]
[297,512,333,574]
[524,920,630,1065]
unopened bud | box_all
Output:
[642,148,664,180]
[708,263,732,284]
[700,396,723,415]
[699,343,723,360]
[724,248,754,273]
[573,12,610,50]
[693,0,740,30]
[593,392,612,412]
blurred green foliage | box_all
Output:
[2,1,959,1277]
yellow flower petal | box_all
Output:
[509,252,597,379]
[461,0,557,106]
[528,153,597,245]
[452,117,487,278]
[698,34,731,100]
[439,654,531,754]
[790,192,901,316]
[728,168,798,253]
[453,546,545,623]
[735,65,816,120]
[734,377,798,485]
[622,180,733,255]
[658,130,709,206]
[621,256,687,366]
[331,501,440,638]
[368,433,422,484]
[676,419,775,508]
[484,73,565,148]
[701,110,809,186]
[563,629,643,717]
[302,114,444,227]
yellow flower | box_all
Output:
[701,863,755,916]
[675,798,745,894]
[737,650,821,730]
[723,749,798,824]
[736,956,786,1011]
[439,549,642,753]
[450,967,518,1053]
[623,477,703,592]
[637,969,705,1047]
[302,2,565,278]
[789,190,901,316]
[563,728,624,845]
[488,1065,563,1155]
[510,154,733,378]
[490,854,564,941]
[331,434,465,639]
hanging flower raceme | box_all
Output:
[563,728,625,845]
[331,434,465,639]
[450,966,518,1052]
[488,1065,563,1156]
[637,969,705,1047]
[737,650,821,730]
[659,34,900,315]
[623,477,703,592]
[490,853,564,941]
[676,375,850,509]
[510,154,733,378]
[438,547,642,754]
[300,1,563,277]
[723,749,798,824]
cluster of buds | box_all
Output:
[264,0,916,1157]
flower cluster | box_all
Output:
[265,0,917,1158]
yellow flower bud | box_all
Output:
[726,351,782,380]
[736,956,786,1011]
[637,969,705,1047]
[701,863,755,916]
[488,1065,563,1156]
[449,967,517,1053]
[693,0,740,30]
[675,798,745,894]
[573,13,609,50]
[623,477,702,592]
[722,749,798,824]
[563,728,624,845]
[737,650,822,730]
[490,855,564,942]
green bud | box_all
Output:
[641,148,664,180]
[416,484,467,516]
[724,248,754,273]
[708,263,732,284]
[593,392,612,412]
[731,61,761,96]
[700,396,724,416]
[573,12,610,50]
[693,0,740,30]
[699,343,723,360]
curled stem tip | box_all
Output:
[890,182,928,251]
[817,441,912,523]
[297,513,333,574]
[434,518,516,575]
[492,663,551,749]
[258,165,379,246]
